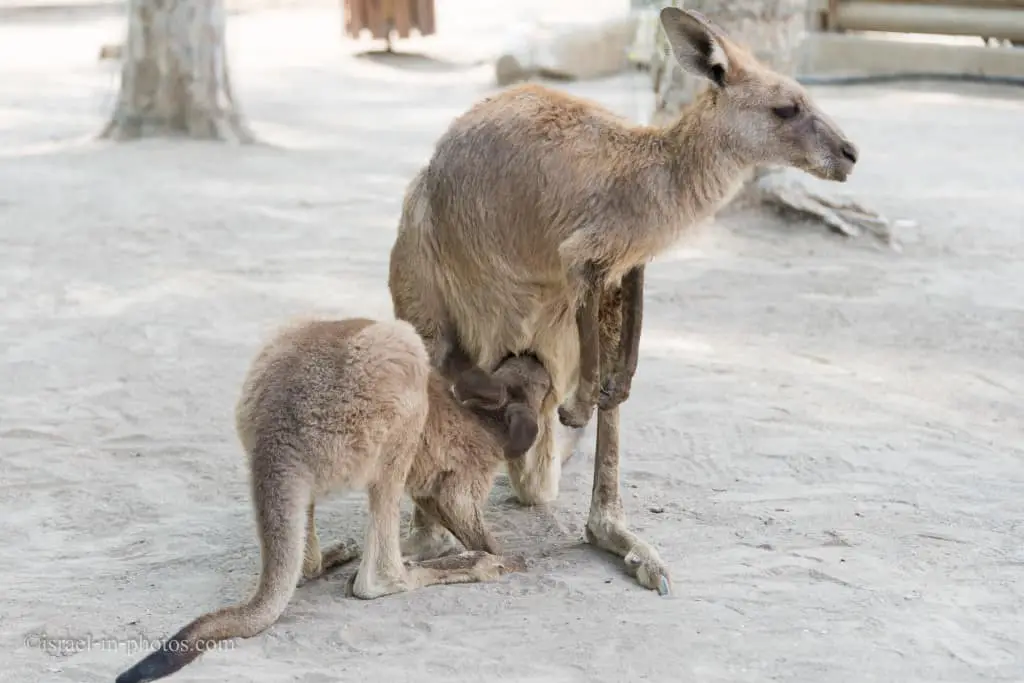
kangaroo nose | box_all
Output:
[840,140,858,164]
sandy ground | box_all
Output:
[1,4,1023,683]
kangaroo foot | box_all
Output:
[586,517,671,596]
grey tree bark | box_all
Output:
[101,0,255,143]
[639,0,896,246]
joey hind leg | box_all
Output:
[401,503,462,562]
[302,503,322,579]
[349,478,411,600]
[585,405,671,596]
[414,485,501,555]
[558,263,602,429]
[403,489,525,588]
[318,541,360,574]
[301,503,359,583]
[598,265,644,410]
[404,550,526,588]
[348,487,523,597]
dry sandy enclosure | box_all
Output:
[1,4,1023,683]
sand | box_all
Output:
[1,4,1022,683]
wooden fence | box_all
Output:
[812,0,1024,43]
[342,0,435,45]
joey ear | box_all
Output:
[503,405,539,459]
[659,7,730,88]
[453,368,508,411]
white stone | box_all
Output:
[494,13,640,85]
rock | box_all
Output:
[494,13,639,85]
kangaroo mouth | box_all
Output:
[829,166,851,182]
[833,155,856,181]
[808,160,852,183]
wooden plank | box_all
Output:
[831,2,1024,40]
[800,31,1024,78]
[847,0,1024,8]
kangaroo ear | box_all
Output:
[503,404,539,459]
[659,7,730,88]
[453,368,508,411]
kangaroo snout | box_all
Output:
[831,136,859,181]
[839,139,859,165]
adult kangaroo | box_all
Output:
[388,7,859,594]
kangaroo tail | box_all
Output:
[115,468,310,683]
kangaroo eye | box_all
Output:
[772,103,800,120]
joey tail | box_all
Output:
[114,471,309,682]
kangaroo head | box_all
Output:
[452,353,551,459]
[660,7,858,182]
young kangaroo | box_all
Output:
[388,8,859,594]
[114,318,551,683]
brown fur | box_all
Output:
[387,9,858,592]
[114,318,551,683]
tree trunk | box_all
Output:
[101,0,255,142]
[642,0,898,246]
